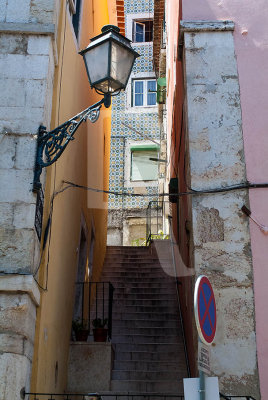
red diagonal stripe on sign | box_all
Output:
[200,286,213,331]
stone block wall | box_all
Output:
[181,21,260,398]
[0,1,58,397]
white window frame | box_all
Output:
[125,72,158,113]
[124,140,160,188]
[67,0,83,47]
[132,79,157,107]
[133,20,153,43]
[131,148,159,182]
[126,12,153,45]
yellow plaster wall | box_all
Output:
[31,0,114,392]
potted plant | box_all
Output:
[72,319,89,342]
[92,318,108,342]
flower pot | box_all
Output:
[76,329,89,341]
[93,328,108,342]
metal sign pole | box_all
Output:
[199,338,206,400]
[194,276,217,400]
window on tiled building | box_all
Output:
[133,20,153,42]
[132,79,157,107]
[131,145,159,181]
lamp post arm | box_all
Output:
[33,95,110,192]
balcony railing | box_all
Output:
[73,281,114,340]
[146,200,170,244]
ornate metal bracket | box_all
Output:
[33,94,111,192]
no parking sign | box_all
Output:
[194,275,217,345]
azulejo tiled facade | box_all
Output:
[109,0,160,210]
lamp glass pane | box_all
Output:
[84,41,109,85]
[110,42,135,88]
[95,80,122,93]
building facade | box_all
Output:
[153,0,268,398]
[0,0,116,398]
[108,0,163,246]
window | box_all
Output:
[70,0,82,40]
[131,145,159,181]
[133,79,157,107]
[133,20,153,42]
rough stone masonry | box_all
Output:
[181,20,260,398]
[0,0,59,398]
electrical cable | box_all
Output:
[62,180,268,198]
[35,180,268,289]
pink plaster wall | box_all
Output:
[166,0,180,162]
[182,1,268,397]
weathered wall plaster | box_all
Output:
[67,342,114,392]
[182,2,268,397]
[182,23,259,398]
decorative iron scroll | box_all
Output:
[33,97,106,192]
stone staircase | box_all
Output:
[101,245,188,394]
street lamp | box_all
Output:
[33,25,139,192]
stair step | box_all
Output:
[110,282,177,289]
[112,305,178,314]
[91,300,178,311]
[98,245,188,394]
[104,268,171,275]
[112,334,181,344]
[104,261,167,265]
[112,319,180,329]
[106,246,148,253]
[112,312,179,321]
[103,270,173,276]
[113,293,177,300]
[114,351,184,362]
[105,255,160,260]
[112,370,183,381]
[113,327,180,335]
[114,343,184,353]
[111,380,184,393]
[113,360,185,371]
[113,311,178,321]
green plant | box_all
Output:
[131,237,146,246]
[92,318,108,329]
[72,319,87,332]
[151,230,170,240]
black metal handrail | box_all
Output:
[220,394,256,400]
[73,281,114,340]
[146,200,170,244]
[22,391,102,399]
[22,393,184,400]
[22,391,257,400]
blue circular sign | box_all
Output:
[194,275,217,345]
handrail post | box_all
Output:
[102,282,105,323]
[88,282,91,331]
[82,283,84,327]
[108,283,114,340]
[96,282,98,320]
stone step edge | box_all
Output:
[111,381,183,384]
[99,392,183,395]
[112,334,181,338]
